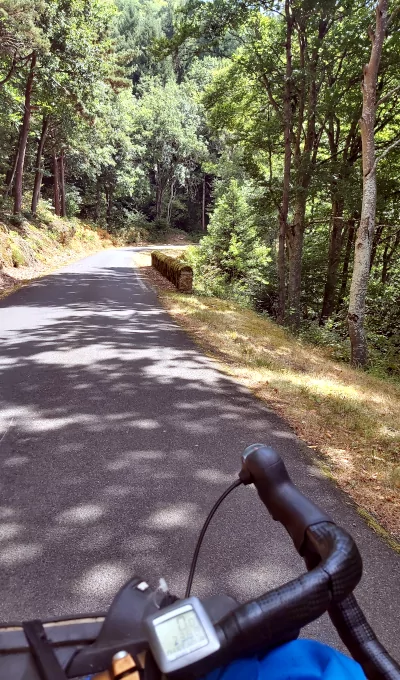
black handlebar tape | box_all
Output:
[215,523,362,662]
[305,522,362,600]
[329,594,400,680]
[215,566,330,659]
[240,445,332,553]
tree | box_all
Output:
[347,0,394,366]
[193,178,270,298]
[131,77,208,223]
[13,51,36,214]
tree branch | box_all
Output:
[387,5,400,29]
[261,74,283,117]
[377,82,400,105]
[369,137,400,175]
[0,57,17,88]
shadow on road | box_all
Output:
[0,258,398,660]
[0,265,307,621]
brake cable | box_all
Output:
[185,479,243,598]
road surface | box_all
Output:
[0,248,399,659]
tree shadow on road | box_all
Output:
[0,262,396,656]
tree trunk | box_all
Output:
[167,178,176,226]
[337,217,356,308]
[4,128,22,198]
[369,222,384,272]
[348,0,388,366]
[287,195,306,330]
[284,14,327,330]
[31,116,49,214]
[381,230,400,284]
[277,0,293,324]
[319,200,344,324]
[53,152,60,216]
[95,180,101,221]
[156,183,164,219]
[59,150,66,217]
[106,188,113,230]
[13,52,37,214]
[202,175,206,231]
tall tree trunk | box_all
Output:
[13,52,36,214]
[348,0,387,366]
[337,218,356,308]
[106,188,113,230]
[31,116,49,214]
[277,0,293,324]
[53,152,60,216]
[202,175,206,231]
[59,150,66,217]
[156,182,164,219]
[287,195,306,330]
[167,178,175,226]
[381,243,390,284]
[319,199,344,324]
[369,222,384,271]
[4,128,22,198]
[285,15,327,330]
[95,179,101,221]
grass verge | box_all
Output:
[134,250,400,547]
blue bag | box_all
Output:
[204,640,366,680]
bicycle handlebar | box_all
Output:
[211,444,399,680]
[2,445,399,680]
[239,444,332,553]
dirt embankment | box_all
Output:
[0,205,115,298]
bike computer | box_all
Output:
[145,597,220,673]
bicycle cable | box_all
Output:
[185,478,243,598]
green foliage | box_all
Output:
[65,186,82,218]
[10,241,26,267]
[1,0,400,376]
[189,179,270,303]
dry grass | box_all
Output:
[135,251,400,546]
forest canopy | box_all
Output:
[1,0,400,373]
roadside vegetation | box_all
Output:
[0,200,114,297]
[1,0,400,375]
[136,249,400,546]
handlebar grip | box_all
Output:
[240,445,332,553]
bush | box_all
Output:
[299,318,351,362]
[65,186,83,218]
[111,209,150,244]
[10,242,26,267]
[57,224,76,245]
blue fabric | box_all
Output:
[204,640,366,680]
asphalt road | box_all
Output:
[0,248,399,660]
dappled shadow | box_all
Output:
[0,249,398,656]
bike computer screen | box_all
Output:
[145,597,220,673]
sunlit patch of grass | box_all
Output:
[147,286,400,541]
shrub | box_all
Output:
[111,209,150,244]
[57,224,76,245]
[65,186,83,218]
[11,242,26,267]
